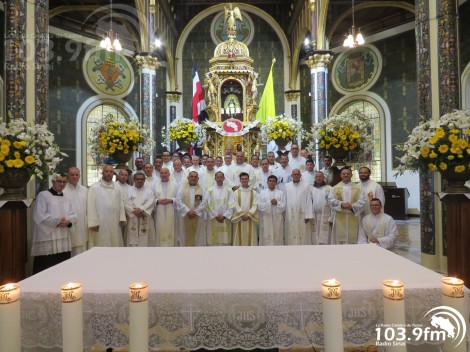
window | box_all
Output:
[339,100,382,182]
[86,104,129,186]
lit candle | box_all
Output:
[382,280,406,352]
[441,277,467,352]
[321,279,343,352]
[129,282,149,352]
[61,283,83,352]
[0,283,21,352]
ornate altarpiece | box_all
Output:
[202,5,261,157]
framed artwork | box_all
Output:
[83,48,134,98]
[210,10,254,46]
[332,44,382,94]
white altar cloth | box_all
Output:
[19,245,456,349]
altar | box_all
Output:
[18,245,464,350]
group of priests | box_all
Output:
[30,145,398,273]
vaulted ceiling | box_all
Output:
[48,0,416,55]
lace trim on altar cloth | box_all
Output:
[20,289,458,350]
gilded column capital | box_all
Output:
[135,54,159,69]
[306,52,333,69]
[166,91,182,103]
[284,90,301,102]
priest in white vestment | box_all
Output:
[228,151,256,189]
[199,156,217,190]
[162,151,174,174]
[287,144,306,171]
[154,168,178,246]
[274,154,292,193]
[218,154,235,187]
[114,168,132,245]
[176,171,208,246]
[206,171,235,245]
[32,173,77,274]
[63,167,88,256]
[359,167,385,216]
[311,171,332,244]
[285,169,313,245]
[358,198,397,249]
[327,167,366,244]
[254,159,273,192]
[267,151,281,172]
[143,163,157,189]
[232,172,258,246]
[88,165,126,247]
[258,175,286,245]
[170,159,186,188]
[125,173,156,247]
[302,159,316,186]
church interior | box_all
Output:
[0,0,470,350]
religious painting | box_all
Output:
[221,80,244,121]
[83,48,134,98]
[332,45,382,94]
[210,10,254,46]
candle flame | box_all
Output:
[450,277,459,284]
[4,284,14,290]
[328,279,336,285]
[392,280,400,286]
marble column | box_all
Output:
[165,91,182,152]
[135,54,159,159]
[415,0,460,273]
[285,90,301,144]
[306,53,333,126]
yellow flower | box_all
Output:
[1,139,11,147]
[428,136,439,145]
[447,155,455,160]
[448,134,458,143]
[429,151,438,159]
[438,144,449,153]
[420,147,430,157]
[14,159,24,168]
[13,141,26,149]
[450,129,460,134]
[435,128,445,138]
[0,145,9,154]
[457,139,468,149]
[25,155,35,164]
[14,151,20,159]
[438,162,447,171]
[466,128,470,136]
[428,163,437,171]
[454,165,466,173]
[5,159,16,168]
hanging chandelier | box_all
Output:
[100,0,122,51]
[343,0,365,48]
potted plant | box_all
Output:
[0,119,66,199]
[89,113,154,168]
[260,114,303,150]
[396,110,470,192]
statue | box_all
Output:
[205,73,219,106]
[248,72,258,103]
[224,4,243,33]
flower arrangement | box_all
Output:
[308,111,373,157]
[395,110,470,175]
[89,113,155,161]
[161,118,206,149]
[0,118,66,180]
[260,114,303,143]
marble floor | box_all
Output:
[393,216,421,264]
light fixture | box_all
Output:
[99,0,122,51]
[154,38,162,48]
[343,0,365,48]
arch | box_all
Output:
[331,92,390,181]
[462,61,470,110]
[76,96,137,185]
[175,4,291,96]
[327,1,415,46]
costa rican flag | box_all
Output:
[191,64,207,123]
